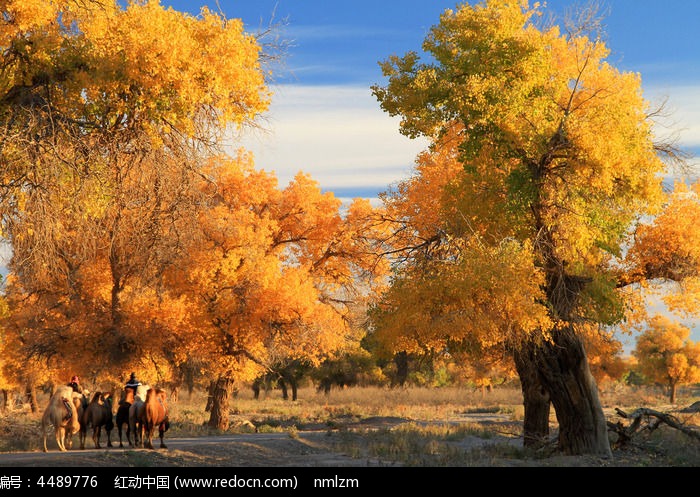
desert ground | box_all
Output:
[1,385,699,468]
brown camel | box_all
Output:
[140,387,169,450]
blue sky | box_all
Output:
[162,0,700,200]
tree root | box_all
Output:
[607,407,700,448]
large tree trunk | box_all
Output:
[670,382,677,404]
[278,378,289,400]
[205,380,215,411]
[512,343,551,448]
[290,379,298,401]
[533,325,612,457]
[207,375,235,431]
[393,351,409,387]
[523,229,612,456]
[25,383,39,413]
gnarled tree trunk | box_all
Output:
[512,342,551,448]
[520,326,612,457]
[207,375,235,431]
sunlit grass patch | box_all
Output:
[328,421,522,466]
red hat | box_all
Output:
[71,375,79,382]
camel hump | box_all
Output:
[121,387,135,405]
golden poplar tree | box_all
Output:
[633,315,700,404]
[371,0,683,456]
[162,154,388,430]
[0,0,270,383]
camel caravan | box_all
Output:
[41,374,170,452]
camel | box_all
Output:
[127,384,149,447]
[80,391,114,449]
[141,387,169,450]
[41,385,82,452]
[116,388,134,447]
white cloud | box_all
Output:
[238,83,700,199]
[236,85,429,193]
[645,84,700,152]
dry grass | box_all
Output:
[3,383,700,466]
[226,384,524,424]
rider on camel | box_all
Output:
[67,375,83,394]
[125,372,142,398]
[66,375,87,410]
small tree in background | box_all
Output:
[633,315,700,404]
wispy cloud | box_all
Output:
[237,82,700,201]
[237,85,429,195]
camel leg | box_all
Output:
[93,427,100,449]
[128,419,135,446]
[145,426,153,449]
[148,424,157,450]
[65,430,74,451]
[131,419,142,447]
[42,424,49,452]
[159,427,167,449]
[56,427,66,452]
[118,425,126,448]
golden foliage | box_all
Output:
[579,322,627,385]
[162,153,388,383]
[371,236,551,359]
[625,181,700,315]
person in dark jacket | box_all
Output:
[125,372,142,395]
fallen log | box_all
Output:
[607,407,700,448]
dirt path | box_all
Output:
[0,431,392,467]
[0,414,526,467]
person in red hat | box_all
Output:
[67,375,88,410]
[67,375,84,394]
